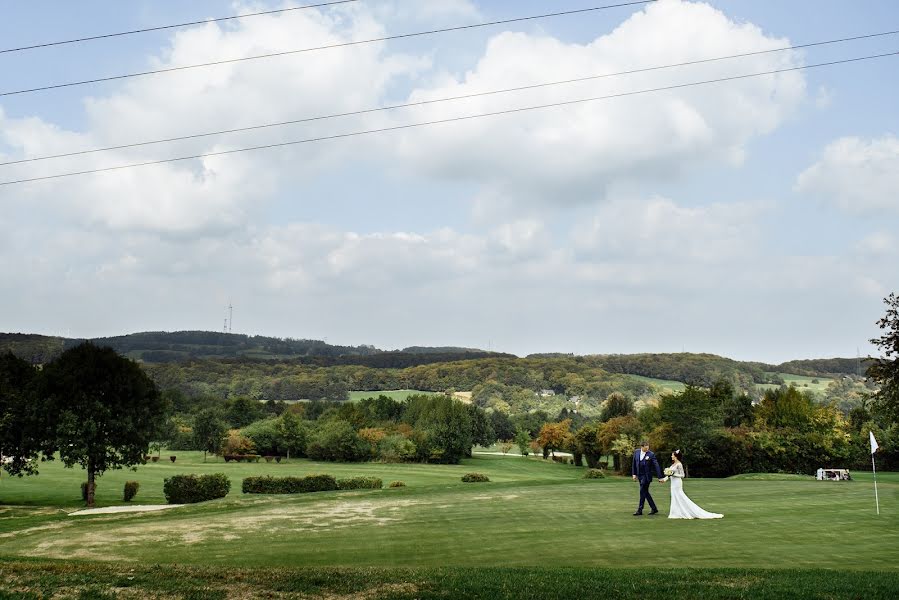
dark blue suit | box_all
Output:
[632,449,663,514]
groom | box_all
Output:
[631,440,664,516]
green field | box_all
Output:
[347,389,440,402]
[627,374,687,393]
[1,453,897,598]
[757,372,835,395]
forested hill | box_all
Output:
[0,331,869,381]
[0,331,503,365]
[584,353,780,386]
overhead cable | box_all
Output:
[0,1,360,54]
[0,1,656,98]
[3,28,896,167]
[1,50,895,188]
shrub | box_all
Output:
[461,473,490,483]
[337,477,383,490]
[163,473,231,504]
[377,434,417,462]
[264,456,274,463]
[551,455,572,465]
[151,456,160,463]
[242,474,338,494]
[583,469,606,479]
[123,481,140,501]
[388,481,406,488]
[275,456,282,463]
[170,456,176,463]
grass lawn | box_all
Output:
[1,453,897,598]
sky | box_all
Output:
[0,0,897,363]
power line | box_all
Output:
[1,50,895,188]
[0,1,656,98]
[3,29,895,168]
[0,1,361,54]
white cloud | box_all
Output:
[387,0,806,204]
[0,2,427,235]
[571,195,764,263]
[855,232,896,256]
[796,135,899,214]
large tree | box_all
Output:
[0,352,42,476]
[38,343,167,506]
[869,293,899,424]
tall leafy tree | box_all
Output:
[0,352,42,476]
[869,293,899,424]
[38,343,167,506]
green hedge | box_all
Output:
[163,473,231,504]
[337,477,383,490]
[242,474,338,495]
[461,473,490,483]
[583,469,606,479]
[388,481,406,488]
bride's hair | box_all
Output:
[672,449,684,463]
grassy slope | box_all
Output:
[756,372,835,395]
[347,390,440,402]
[1,453,897,572]
[627,374,687,393]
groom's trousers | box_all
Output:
[637,480,657,513]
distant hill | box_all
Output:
[0,331,499,366]
[0,333,65,364]
[774,357,874,377]
[0,331,871,381]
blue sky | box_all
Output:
[1,0,897,362]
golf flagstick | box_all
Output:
[870,431,880,515]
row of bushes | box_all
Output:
[242,474,338,494]
[223,454,261,463]
[241,475,386,494]
[163,474,231,504]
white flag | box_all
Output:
[870,431,879,455]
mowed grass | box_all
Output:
[1,452,897,573]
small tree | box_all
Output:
[499,440,514,455]
[193,409,227,462]
[537,419,571,457]
[611,435,637,474]
[37,343,167,507]
[514,428,530,455]
[600,392,634,422]
[277,410,306,460]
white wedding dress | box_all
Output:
[666,462,723,519]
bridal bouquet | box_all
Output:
[663,467,674,476]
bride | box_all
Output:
[663,450,723,519]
